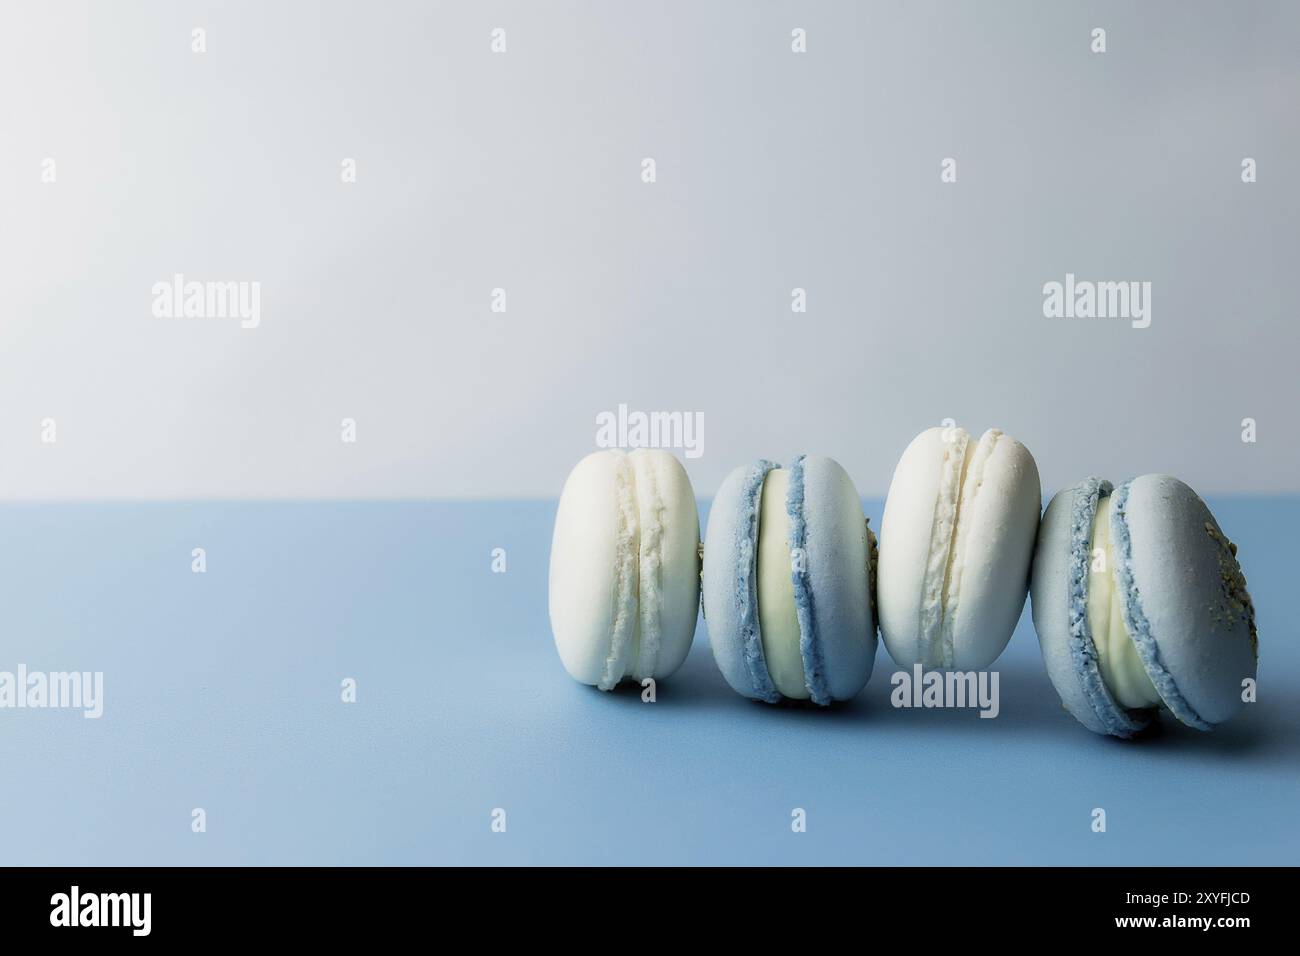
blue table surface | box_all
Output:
[0,497,1295,866]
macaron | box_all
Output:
[1031,475,1258,737]
[549,449,700,690]
[877,426,1041,670]
[702,455,876,705]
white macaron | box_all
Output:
[549,449,701,689]
[877,426,1041,670]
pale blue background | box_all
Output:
[1,496,1293,865]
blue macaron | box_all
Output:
[1031,475,1258,737]
[702,455,876,705]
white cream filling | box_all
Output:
[630,451,663,680]
[600,452,640,690]
[756,469,808,700]
[939,430,997,666]
[918,429,970,667]
[1088,496,1162,710]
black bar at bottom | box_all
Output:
[0,866,1283,941]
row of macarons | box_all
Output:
[548,426,1258,738]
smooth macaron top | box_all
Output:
[703,455,875,705]
[1032,474,1258,736]
[878,426,1042,671]
[549,449,700,689]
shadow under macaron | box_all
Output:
[594,626,1286,759]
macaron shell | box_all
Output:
[549,451,635,686]
[878,427,956,667]
[794,454,875,702]
[702,461,781,702]
[942,431,1042,670]
[1115,475,1258,728]
[635,450,701,680]
[1030,479,1151,737]
[878,427,1041,670]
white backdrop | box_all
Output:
[2,0,1296,499]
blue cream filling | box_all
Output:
[1110,480,1213,731]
